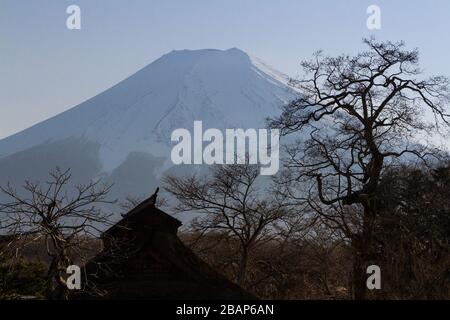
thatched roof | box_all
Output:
[78,194,254,300]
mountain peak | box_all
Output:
[155,47,251,68]
[166,47,247,55]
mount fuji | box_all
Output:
[0,48,296,204]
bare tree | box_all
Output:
[0,168,114,299]
[164,164,291,287]
[269,38,450,299]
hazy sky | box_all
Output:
[1,0,450,139]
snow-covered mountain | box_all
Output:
[0,48,295,203]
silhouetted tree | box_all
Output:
[0,168,114,299]
[164,164,292,287]
[269,38,450,299]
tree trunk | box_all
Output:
[351,205,375,300]
[237,248,249,287]
[352,238,369,300]
[45,255,69,300]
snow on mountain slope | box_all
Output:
[0,48,295,172]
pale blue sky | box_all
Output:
[1,0,449,139]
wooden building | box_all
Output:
[77,191,254,299]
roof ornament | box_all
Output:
[149,187,159,205]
